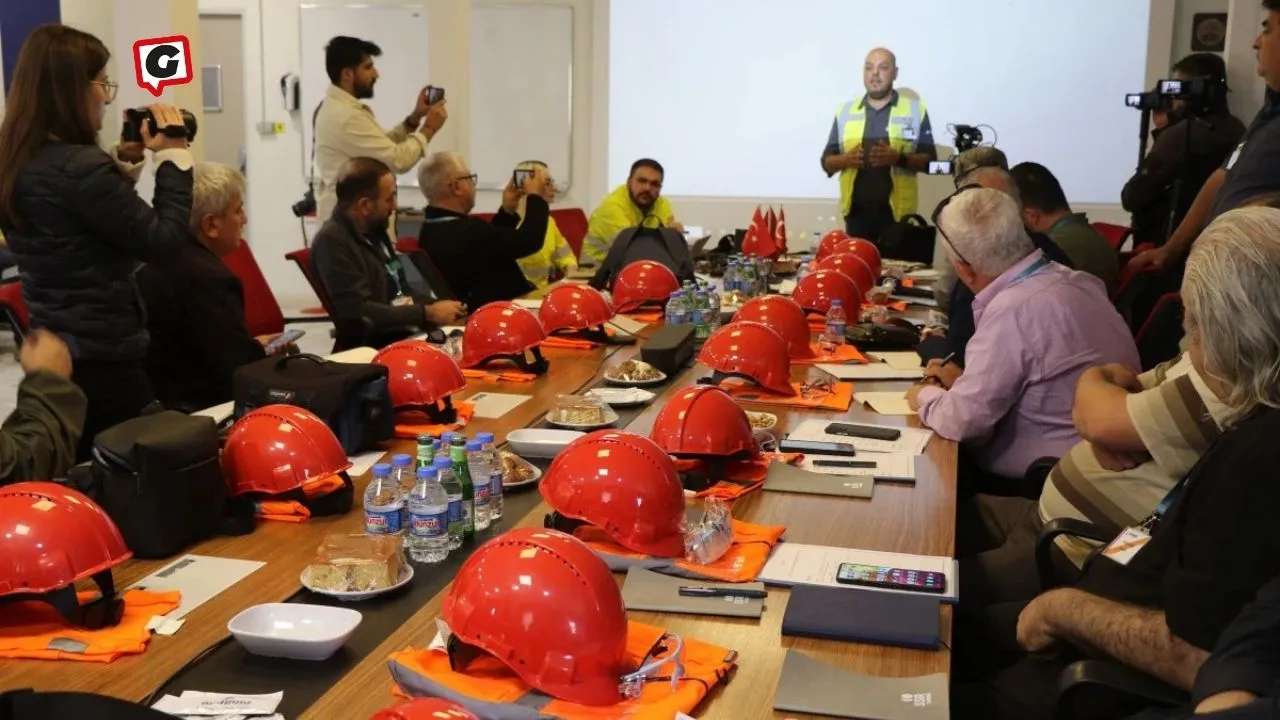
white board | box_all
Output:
[299,3,430,187]
[470,3,574,191]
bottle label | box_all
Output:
[365,507,402,534]
[490,471,503,495]
[475,484,489,505]
[409,508,448,538]
[447,495,463,528]
[828,321,846,336]
[462,500,475,530]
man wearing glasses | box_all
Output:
[416,152,551,309]
[906,187,1137,497]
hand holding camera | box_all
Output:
[123,104,195,153]
[414,86,448,138]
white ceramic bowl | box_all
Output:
[506,428,585,458]
[227,603,362,661]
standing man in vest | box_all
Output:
[820,48,937,242]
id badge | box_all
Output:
[1100,527,1151,566]
[391,295,414,307]
[1226,143,1244,170]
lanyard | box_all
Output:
[364,234,407,298]
[423,215,463,225]
[1011,254,1052,284]
[1137,432,1224,532]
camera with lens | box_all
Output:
[291,186,316,218]
[1125,77,1227,115]
[121,108,198,143]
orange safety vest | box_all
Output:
[0,590,180,663]
[256,474,349,522]
[388,620,737,720]
[575,520,784,583]
[394,401,477,439]
[462,369,538,384]
[793,343,868,365]
[673,454,802,502]
[720,379,854,412]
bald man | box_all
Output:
[821,48,936,243]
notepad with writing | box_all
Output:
[782,585,940,649]
[774,650,949,720]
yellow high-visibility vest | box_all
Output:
[836,94,926,220]
[517,217,578,289]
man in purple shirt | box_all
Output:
[907,187,1138,494]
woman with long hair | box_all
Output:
[0,23,193,460]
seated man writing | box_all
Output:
[416,152,551,309]
[906,187,1137,495]
[583,158,681,266]
[312,157,465,346]
[137,162,272,410]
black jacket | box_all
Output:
[419,195,549,309]
[588,227,695,290]
[3,144,192,362]
[136,238,266,411]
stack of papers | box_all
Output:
[788,418,933,455]
[816,363,924,381]
[853,391,916,416]
[130,556,266,622]
[151,690,283,718]
[760,543,958,603]
[868,351,924,370]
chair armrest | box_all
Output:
[1036,518,1114,590]
[1056,660,1187,719]
[1023,455,1059,497]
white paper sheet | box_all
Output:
[789,418,933,455]
[775,279,798,295]
[799,452,916,482]
[129,556,266,621]
[609,316,650,335]
[468,392,533,419]
[868,351,924,370]
[760,543,958,603]
[905,268,943,281]
[192,401,234,425]
[513,298,543,310]
[816,363,925,381]
[854,391,917,416]
[151,690,282,716]
[891,294,939,308]
[347,449,386,478]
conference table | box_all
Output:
[0,286,958,720]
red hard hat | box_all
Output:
[698,321,796,396]
[611,261,680,313]
[371,698,479,720]
[541,430,686,557]
[460,301,548,372]
[374,340,465,410]
[817,252,876,296]
[221,404,352,497]
[651,385,758,458]
[538,284,614,334]
[442,528,631,707]
[0,482,131,628]
[741,225,782,260]
[834,238,883,278]
[734,295,816,359]
[815,230,852,262]
[791,269,863,316]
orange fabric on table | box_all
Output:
[674,454,802,501]
[462,369,538,384]
[719,379,854,411]
[794,343,868,365]
[542,336,601,350]
[388,620,737,719]
[622,310,664,323]
[863,301,908,312]
[394,401,477,439]
[575,518,785,583]
[255,473,349,522]
[0,590,180,663]
[902,278,916,288]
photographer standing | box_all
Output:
[0,24,193,462]
[1122,54,1245,249]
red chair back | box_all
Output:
[1091,222,1132,251]
[396,236,420,253]
[550,208,588,260]
[0,281,30,339]
[221,242,285,336]
[1135,292,1184,370]
[285,248,337,316]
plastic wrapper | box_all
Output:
[684,499,734,566]
[550,394,610,425]
[303,533,405,593]
[605,358,664,383]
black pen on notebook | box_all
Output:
[923,352,955,386]
[678,586,768,599]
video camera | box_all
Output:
[1125,77,1226,114]
[121,108,198,143]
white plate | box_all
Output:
[602,369,669,388]
[228,603,362,661]
[746,411,778,431]
[300,562,414,603]
[502,460,543,490]
[506,428,585,458]
[585,387,656,407]
[545,406,620,430]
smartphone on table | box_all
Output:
[778,439,858,457]
[836,563,946,593]
[263,328,305,355]
[824,422,901,441]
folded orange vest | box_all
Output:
[463,369,538,384]
[720,379,854,411]
[672,454,801,501]
[394,401,477,439]
[793,343,868,365]
[542,327,616,351]
[0,590,180,663]
[622,310,664,323]
[255,473,349,522]
[388,620,737,720]
[574,519,784,582]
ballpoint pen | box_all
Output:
[678,586,768,599]
[923,352,956,386]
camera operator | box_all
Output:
[1121,54,1245,249]
[0,24,193,462]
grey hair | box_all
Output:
[937,187,1034,278]
[964,166,1022,207]
[190,162,245,236]
[418,151,466,203]
[954,146,1008,182]
[1182,206,1280,423]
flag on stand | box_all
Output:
[775,206,788,253]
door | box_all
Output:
[198,14,246,171]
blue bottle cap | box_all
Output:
[477,432,495,444]
[392,453,412,466]
[372,463,392,476]
[466,441,481,452]
[416,466,436,479]
[433,457,452,469]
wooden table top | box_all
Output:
[3,302,958,720]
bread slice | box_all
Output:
[304,533,404,592]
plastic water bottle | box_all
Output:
[364,463,404,538]
[390,453,415,532]
[740,260,757,298]
[478,432,503,521]
[824,299,848,352]
[466,440,491,531]
[692,293,709,341]
[436,457,463,550]
[407,466,449,563]
[450,437,477,540]
[705,285,722,333]
[665,291,685,325]
[435,433,453,461]
[723,260,738,293]
[415,434,434,471]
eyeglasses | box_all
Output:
[454,174,478,185]
[931,184,982,268]
[90,79,118,103]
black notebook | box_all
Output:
[782,584,941,650]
